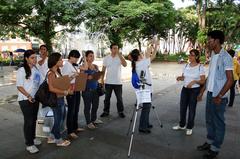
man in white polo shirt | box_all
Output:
[36,44,48,79]
[100,43,127,118]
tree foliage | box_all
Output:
[82,0,176,49]
[175,6,198,50]
[0,0,83,52]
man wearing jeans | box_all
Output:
[100,43,127,118]
[197,30,233,159]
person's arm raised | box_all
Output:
[145,38,159,62]
[117,51,127,67]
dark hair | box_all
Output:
[207,30,225,44]
[40,44,47,50]
[228,49,235,58]
[85,50,94,57]
[129,49,140,72]
[110,43,118,49]
[68,50,80,59]
[48,52,62,75]
[23,49,35,79]
[190,49,201,63]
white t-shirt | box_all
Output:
[103,55,122,85]
[136,58,152,92]
[207,54,219,92]
[183,64,205,88]
[36,55,48,79]
[16,67,42,101]
[61,61,78,84]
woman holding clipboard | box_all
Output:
[82,50,103,129]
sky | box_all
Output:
[170,0,195,9]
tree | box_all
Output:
[175,6,199,52]
[207,1,240,43]
[0,0,83,52]
[82,0,175,50]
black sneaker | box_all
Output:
[100,112,109,117]
[197,142,211,151]
[139,129,151,134]
[203,149,218,159]
[148,124,153,129]
[118,112,125,118]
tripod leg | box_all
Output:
[127,104,139,158]
[126,105,137,136]
[152,105,163,128]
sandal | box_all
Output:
[47,137,56,144]
[56,140,71,147]
[87,123,96,130]
[69,133,78,139]
[76,128,85,132]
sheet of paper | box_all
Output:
[135,89,151,105]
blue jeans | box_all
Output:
[51,97,65,139]
[66,91,80,134]
[82,89,99,124]
[179,87,200,129]
[206,92,227,152]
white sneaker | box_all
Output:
[93,119,104,124]
[186,129,193,135]
[172,125,186,130]
[26,145,39,154]
[34,138,42,146]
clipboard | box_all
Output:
[52,75,71,90]
[92,72,103,80]
[75,73,88,91]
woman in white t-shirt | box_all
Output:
[172,49,205,136]
[16,50,42,154]
[128,41,159,134]
[62,50,86,139]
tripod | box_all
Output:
[127,90,163,158]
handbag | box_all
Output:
[35,78,58,108]
[96,83,105,96]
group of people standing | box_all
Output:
[16,30,238,159]
[16,43,132,153]
[172,30,239,159]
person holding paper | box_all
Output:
[16,50,42,154]
[100,43,127,118]
[82,50,103,129]
[128,39,159,134]
[47,53,73,147]
[62,50,85,139]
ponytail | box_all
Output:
[129,49,140,72]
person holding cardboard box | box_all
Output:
[62,50,86,139]
[47,52,73,147]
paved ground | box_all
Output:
[0,63,239,159]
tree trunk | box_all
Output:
[137,38,142,52]
[43,10,53,53]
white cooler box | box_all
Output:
[36,108,54,138]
